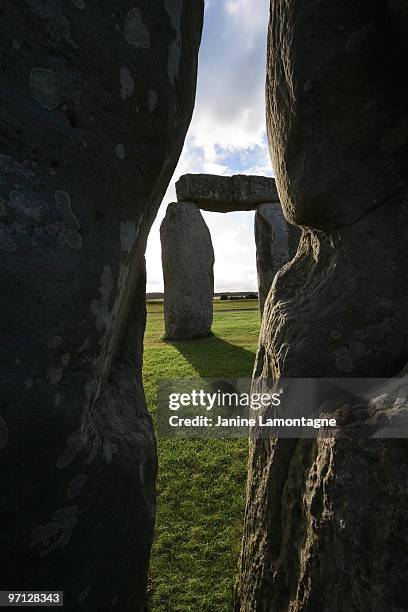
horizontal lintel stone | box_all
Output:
[176,173,279,212]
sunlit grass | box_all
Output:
[144,300,260,611]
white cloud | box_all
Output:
[146,0,271,293]
[224,0,269,32]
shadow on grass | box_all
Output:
[166,333,256,379]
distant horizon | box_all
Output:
[147,289,259,297]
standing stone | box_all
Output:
[161,202,214,340]
[255,202,300,313]
[0,2,203,610]
[236,1,408,610]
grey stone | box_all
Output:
[176,173,279,212]
[161,202,214,340]
[0,2,203,610]
[236,1,408,610]
[266,0,408,231]
[254,202,300,314]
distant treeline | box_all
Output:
[219,293,258,301]
[146,292,259,300]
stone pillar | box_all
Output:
[255,202,300,314]
[235,0,408,610]
[161,202,214,340]
[0,2,203,610]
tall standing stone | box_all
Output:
[255,202,300,313]
[236,1,408,610]
[161,202,214,340]
[0,2,203,610]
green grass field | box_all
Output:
[143,299,260,611]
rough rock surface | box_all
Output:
[0,2,203,610]
[161,202,214,340]
[236,1,408,610]
[176,173,279,212]
[255,203,300,313]
[266,0,408,230]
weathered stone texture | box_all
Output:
[0,2,203,610]
[266,0,408,230]
[161,202,214,340]
[255,202,300,313]
[236,1,408,610]
[176,173,279,212]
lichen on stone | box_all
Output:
[70,0,85,9]
[148,88,158,112]
[115,144,126,160]
[30,506,79,557]
[119,65,135,100]
[124,8,150,49]
[30,68,63,110]
[120,220,137,252]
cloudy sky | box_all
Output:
[146,0,272,292]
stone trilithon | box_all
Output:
[161,173,299,339]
